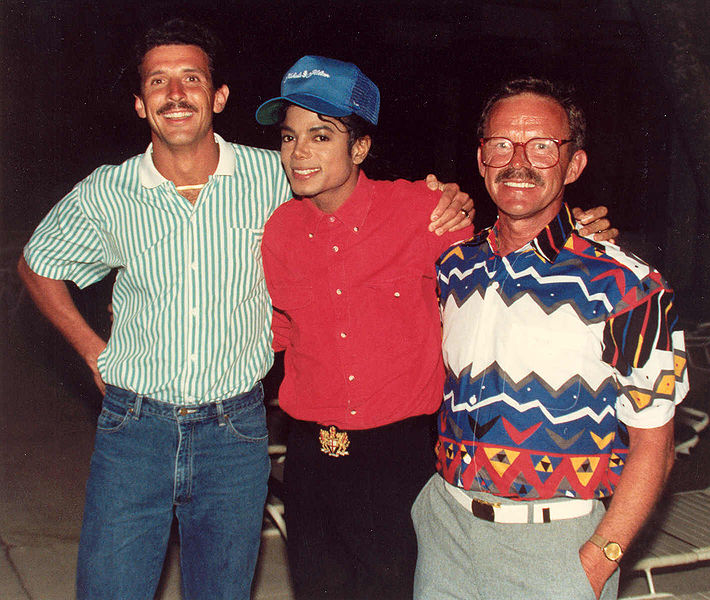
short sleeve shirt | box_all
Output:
[24,134,292,404]
[435,204,688,499]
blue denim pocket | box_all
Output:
[96,390,134,433]
[223,387,268,443]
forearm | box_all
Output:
[579,420,675,595]
[594,422,674,548]
[18,256,106,363]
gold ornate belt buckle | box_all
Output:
[319,425,350,457]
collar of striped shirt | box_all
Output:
[138,133,237,189]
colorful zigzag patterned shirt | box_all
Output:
[436,204,688,500]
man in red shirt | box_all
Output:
[257,56,614,600]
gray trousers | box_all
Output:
[412,474,620,600]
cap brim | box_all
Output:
[255,93,352,125]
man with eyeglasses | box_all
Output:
[412,77,688,600]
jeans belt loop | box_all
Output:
[131,394,143,420]
[215,400,227,427]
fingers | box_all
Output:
[573,205,617,242]
[93,372,106,395]
[592,228,619,243]
[574,205,609,224]
[429,190,475,235]
[425,173,442,191]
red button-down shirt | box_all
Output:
[262,172,471,429]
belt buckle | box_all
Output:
[319,425,350,457]
[471,497,500,522]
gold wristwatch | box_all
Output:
[589,533,624,562]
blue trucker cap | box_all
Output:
[255,55,380,126]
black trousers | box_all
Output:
[284,413,437,600]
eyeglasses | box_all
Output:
[479,137,573,169]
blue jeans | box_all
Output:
[76,384,270,600]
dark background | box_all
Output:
[1,0,709,401]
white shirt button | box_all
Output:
[353,226,359,232]
[308,233,314,239]
[340,332,347,338]
[348,375,355,381]
[190,354,197,362]
[394,292,401,297]
[191,262,197,270]
[190,308,198,317]
[336,289,342,295]
[350,410,357,415]
[333,246,339,252]
[329,216,336,223]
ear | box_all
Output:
[477,146,486,178]
[134,94,147,119]
[563,149,587,185]
[213,84,230,114]
[351,135,372,165]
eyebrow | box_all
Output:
[144,67,207,78]
[280,124,335,134]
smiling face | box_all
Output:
[477,93,587,226]
[134,44,229,151]
[280,105,371,213]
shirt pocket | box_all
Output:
[223,226,265,296]
[362,274,431,348]
[269,284,314,314]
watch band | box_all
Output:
[589,533,624,562]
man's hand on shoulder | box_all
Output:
[425,174,475,235]
[572,206,619,243]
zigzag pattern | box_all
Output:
[434,206,685,500]
[445,389,616,426]
[439,250,617,315]
[451,360,619,405]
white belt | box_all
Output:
[444,481,594,524]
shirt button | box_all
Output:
[350,410,357,415]
[394,292,401,297]
[190,308,198,317]
[329,216,336,223]
[340,332,347,338]
[353,226,359,232]
[190,354,197,362]
[333,246,339,252]
[336,289,342,295]
[348,375,355,381]
[191,262,197,270]
[308,233,314,239]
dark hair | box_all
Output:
[276,103,376,154]
[477,77,586,152]
[133,19,223,93]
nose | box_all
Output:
[292,138,310,159]
[167,78,186,101]
[510,142,531,168]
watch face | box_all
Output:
[604,542,623,561]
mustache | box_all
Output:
[495,166,544,187]
[156,101,199,115]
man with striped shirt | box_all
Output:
[17,19,474,600]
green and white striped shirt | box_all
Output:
[24,134,291,404]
